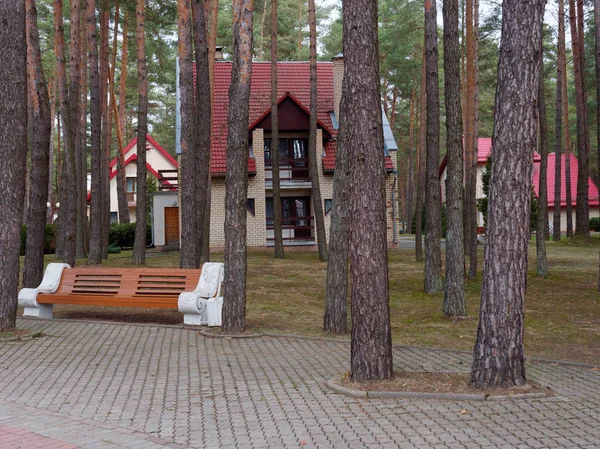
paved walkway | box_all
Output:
[0,318,598,449]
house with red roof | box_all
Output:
[152,55,399,248]
[87,134,178,225]
[439,138,599,232]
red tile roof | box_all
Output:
[533,152,599,207]
[439,137,541,176]
[206,61,337,175]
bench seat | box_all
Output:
[19,263,224,326]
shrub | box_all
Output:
[108,222,152,249]
[590,217,600,232]
[108,243,122,254]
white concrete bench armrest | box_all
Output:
[19,263,71,319]
[178,262,224,326]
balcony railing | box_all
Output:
[266,216,314,242]
[264,158,310,182]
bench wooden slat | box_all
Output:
[35,268,201,309]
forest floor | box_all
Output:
[20,235,600,365]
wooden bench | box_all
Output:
[18,262,224,326]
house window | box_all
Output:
[247,198,255,216]
[325,199,333,216]
[110,212,118,224]
[126,177,137,193]
[264,138,309,179]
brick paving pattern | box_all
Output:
[0,318,598,448]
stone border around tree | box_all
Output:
[325,375,553,401]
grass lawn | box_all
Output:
[25,236,600,365]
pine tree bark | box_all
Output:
[69,0,85,260]
[192,0,212,266]
[471,0,545,388]
[99,1,111,258]
[467,0,479,278]
[179,0,198,268]
[554,0,565,241]
[132,0,148,265]
[110,2,127,225]
[55,0,77,267]
[222,0,254,333]
[345,0,393,381]
[415,51,426,262]
[442,0,466,316]
[88,0,104,265]
[23,0,52,288]
[271,0,284,259]
[117,10,129,223]
[424,0,443,293]
[463,0,474,257]
[536,15,548,277]
[48,78,57,225]
[324,108,349,334]
[561,15,573,238]
[594,0,600,214]
[568,0,590,236]
[406,90,415,233]
[0,0,27,332]
[79,9,88,255]
[308,0,328,261]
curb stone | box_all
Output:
[325,375,553,401]
[199,329,266,339]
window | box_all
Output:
[110,212,118,224]
[330,111,338,130]
[247,198,255,216]
[126,177,137,193]
[324,199,333,216]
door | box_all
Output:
[164,207,179,245]
[281,197,311,239]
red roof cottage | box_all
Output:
[152,55,399,248]
[439,138,599,232]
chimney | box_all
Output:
[332,53,344,123]
[215,46,224,61]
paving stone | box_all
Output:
[0,319,599,448]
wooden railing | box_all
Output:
[264,158,310,182]
[266,216,314,242]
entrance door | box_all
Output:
[164,207,179,245]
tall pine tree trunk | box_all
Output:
[23,0,52,288]
[192,0,212,265]
[308,0,328,261]
[48,78,57,225]
[594,0,600,212]
[442,0,466,316]
[463,0,474,258]
[406,89,415,233]
[561,10,573,238]
[415,50,426,262]
[554,0,565,241]
[79,9,88,255]
[179,0,198,268]
[0,0,27,332]
[424,0,443,293]
[99,1,110,258]
[536,15,548,277]
[117,10,129,223]
[69,0,85,260]
[568,0,590,236]
[222,0,254,333]
[55,0,77,267]
[471,0,545,388]
[87,0,104,265]
[271,0,284,259]
[468,0,479,278]
[132,0,148,265]
[345,0,393,381]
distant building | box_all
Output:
[439,138,599,232]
